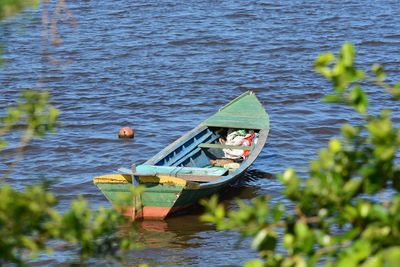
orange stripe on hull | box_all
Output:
[142,206,171,220]
[116,206,173,220]
[115,206,133,217]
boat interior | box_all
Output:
[139,127,261,183]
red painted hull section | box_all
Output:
[116,205,171,220]
[116,205,191,220]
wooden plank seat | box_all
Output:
[136,165,227,176]
[198,143,254,150]
[157,129,221,166]
[118,165,227,183]
[154,172,223,182]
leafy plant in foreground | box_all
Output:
[0,184,142,265]
[202,43,400,267]
[1,2,145,265]
[0,91,143,266]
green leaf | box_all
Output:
[295,221,309,239]
[343,179,362,195]
[322,94,345,103]
[349,86,368,114]
[272,202,285,223]
[392,82,400,100]
[252,229,268,250]
[367,113,394,143]
[0,140,7,150]
[0,0,40,20]
[340,42,355,67]
[341,124,359,139]
[343,204,358,221]
[281,168,296,183]
[371,63,386,81]
[314,53,335,78]
[215,204,226,220]
[379,247,400,266]
[252,229,277,252]
[358,201,371,218]
[376,146,396,161]
[329,139,341,153]
[315,53,335,67]
[244,259,265,267]
[370,204,389,222]
[283,234,294,250]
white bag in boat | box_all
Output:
[223,129,249,159]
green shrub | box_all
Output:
[202,43,400,267]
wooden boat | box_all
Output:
[93,91,269,220]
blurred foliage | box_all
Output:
[0,184,142,266]
[0,2,144,266]
[0,82,143,267]
[202,43,400,267]
[0,0,40,65]
[0,0,39,20]
[0,89,59,150]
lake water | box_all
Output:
[1,0,400,265]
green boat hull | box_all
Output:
[95,181,225,220]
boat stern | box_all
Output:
[93,174,190,220]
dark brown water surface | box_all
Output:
[1,0,400,265]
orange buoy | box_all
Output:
[118,127,134,139]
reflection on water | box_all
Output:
[244,168,275,181]
[138,222,175,249]
[129,169,275,266]
[141,220,169,233]
[126,216,217,266]
[138,216,216,246]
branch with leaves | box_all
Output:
[1,2,144,266]
[202,43,400,267]
[0,183,143,266]
[0,90,58,181]
[0,90,144,266]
